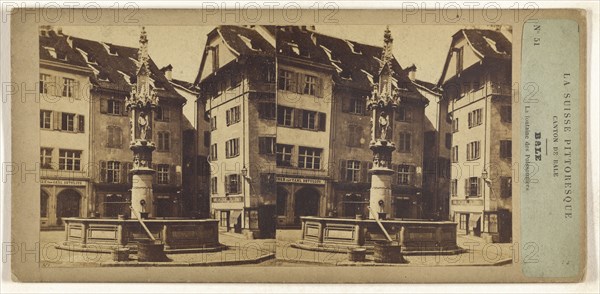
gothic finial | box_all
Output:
[138,26,149,72]
[381,25,394,67]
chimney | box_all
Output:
[407,64,417,81]
[39,25,51,37]
[161,64,173,81]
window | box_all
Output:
[277,106,293,127]
[298,147,321,169]
[107,126,123,148]
[225,138,240,158]
[157,164,170,184]
[108,99,122,115]
[451,179,458,197]
[303,74,319,96]
[500,140,512,160]
[468,108,483,128]
[62,78,76,98]
[59,149,81,171]
[225,174,241,194]
[278,69,296,91]
[501,177,512,198]
[459,213,468,230]
[397,165,413,185]
[41,191,49,218]
[349,97,365,115]
[398,132,411,152]
[40,148,53,169]
[157,132,170,152]
[302,110,317,130]
[276,144,293,167]
[466,177,481,197]
[226,106,241,125]
[107,161,121,183]
[210,177,218,194]
[210,144,218,161]
[61,112,76,131]
[396,107,411,122]
[210,116,217,131]
[258,103,276,120]
[501,105,512,123]
[211,45,219,72]
[259,137,276,154]
[40,110,52,129]
[40,74,52,94]
[466,141,481,161]
[455,47,463,74]
[264,66,276,83]
[345,160,361,182]
[445,133,452,149]
[203,131,210,147]
[346,125,363,147]
[452,118,459,133]
[451,146,459,163]
[155,106,170,121]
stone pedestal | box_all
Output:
[131,172,154,218]
[368,168,395,219]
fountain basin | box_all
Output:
[57,217,226,253]
[293,216,464,255]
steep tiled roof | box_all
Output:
[311,30,427,103]
[40,29,185,103]
[217,25,275,56]
[462,29,511,60]
[170,78,199,95]
[39,30,88,68]
[277,27,331,66]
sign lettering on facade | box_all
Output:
[276,176,325,185]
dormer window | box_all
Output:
[288,42,300,55]
[345,40,362,55]
[238,34,258,51]
[102,42,118,56]
[43,46,57,59]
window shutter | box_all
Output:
[224,175,230,194]
[341,97,350,113]
[464,178,469,196]
[99,160,107,183]
[226,109,230,126]
[294,109,303,128]
[339,159,347,181]
[367,162,373,182]
[406,108,413,121]
[258,137,265,154]
[119,162,127,183]
[77,115,84,133]
[170,165,176,185]
[296,73,304,94]
[477,178,482,196]
[72,81,79,99]
[121,101,127,116]
[391,164,398,185]
[318,112,326,131]
[51,111,58,130]
[316,77,323,97]
[410,166,416,186]
[237,174,242,194]
[360,161,369,182]
[126,162,133,183]
[100,98,108,114]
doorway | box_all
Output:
[56,189,81,225]
[293,186,320,224]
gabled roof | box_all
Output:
[217,25,275,56]
[437,28,511,86]
[40,28,185,103]
[462,29,511,60]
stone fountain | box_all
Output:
[57,28,224,255]
[293,27,463,256]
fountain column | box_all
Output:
[366,26,401,220]
[125,27,159,219]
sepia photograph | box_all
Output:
[36,23,514,267]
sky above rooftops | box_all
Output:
[62,25,508,85]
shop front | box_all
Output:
[276,176,327,227]
[40,178,89,228]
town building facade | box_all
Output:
[439,28,513,242]
[39,26,93,228]
[197,25,434,237]
[39,27,190,227]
